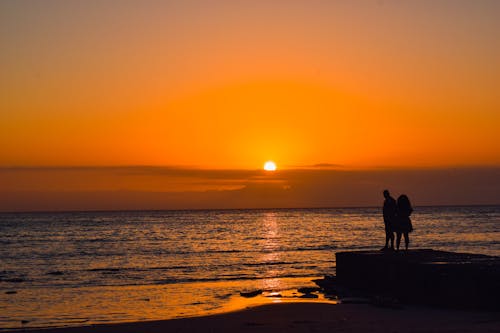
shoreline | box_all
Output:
[1,276,334,330]
[9,302,500,333]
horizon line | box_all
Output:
[1,164,500,171]
[2,203,499,215]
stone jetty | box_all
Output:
[335,249,500,310]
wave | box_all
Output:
[87,265,194,272]
[1,273,322,290]
[242,261,300,267]
[2,245,339,263]
[86,261,320,274]
[142,273,321,286]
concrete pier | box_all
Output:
[335,249,500,309]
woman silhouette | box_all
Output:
[395,194,413,251]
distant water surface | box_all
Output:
[1,206,499,329]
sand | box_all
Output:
[14,302,499,333]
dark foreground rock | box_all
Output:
[335,249,500,310]
[240,290,263,298]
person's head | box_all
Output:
[383,190,390,198]
[398,194,411,208]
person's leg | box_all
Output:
[396,232,402,251]
[386,222,390,247]
[382,224,389,250]
[404,232,409,250]
[390,232,395,249]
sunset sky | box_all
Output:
[1,1,499,211]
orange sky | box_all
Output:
[1,1,499,210]
[1,1,499,169]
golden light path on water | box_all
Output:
[223,213,337,312]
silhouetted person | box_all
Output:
[395,194,413,251]
[382,190,396,250]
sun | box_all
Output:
[263,161,277,171]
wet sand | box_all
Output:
[15,302,500,333]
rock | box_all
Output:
[297,287,321,294]
[216,293,232,300]
[324,294,339,300]
[336,249,500,310]
[299,293,318,299]
[313,276,348,296]
[240,290,263,298]
[47,271,64,276]
[5,291,17,294]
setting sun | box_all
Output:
[264,161,277,171]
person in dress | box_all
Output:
[395,194,413,251]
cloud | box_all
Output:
[0,166,499,211]
[0,166,279,192]
[287,163,344,169]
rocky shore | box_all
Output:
[331,249,500,310]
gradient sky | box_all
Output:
[1,1,499,210]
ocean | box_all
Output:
[1,206,499,330]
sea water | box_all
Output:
[1,206,499,329]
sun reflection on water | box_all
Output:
[259,213,283,289]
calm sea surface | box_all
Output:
[1,206,499,329]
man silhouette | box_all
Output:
[382,189,396,250]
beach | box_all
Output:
[13,302,500,333]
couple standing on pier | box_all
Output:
[382,190,413,251]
